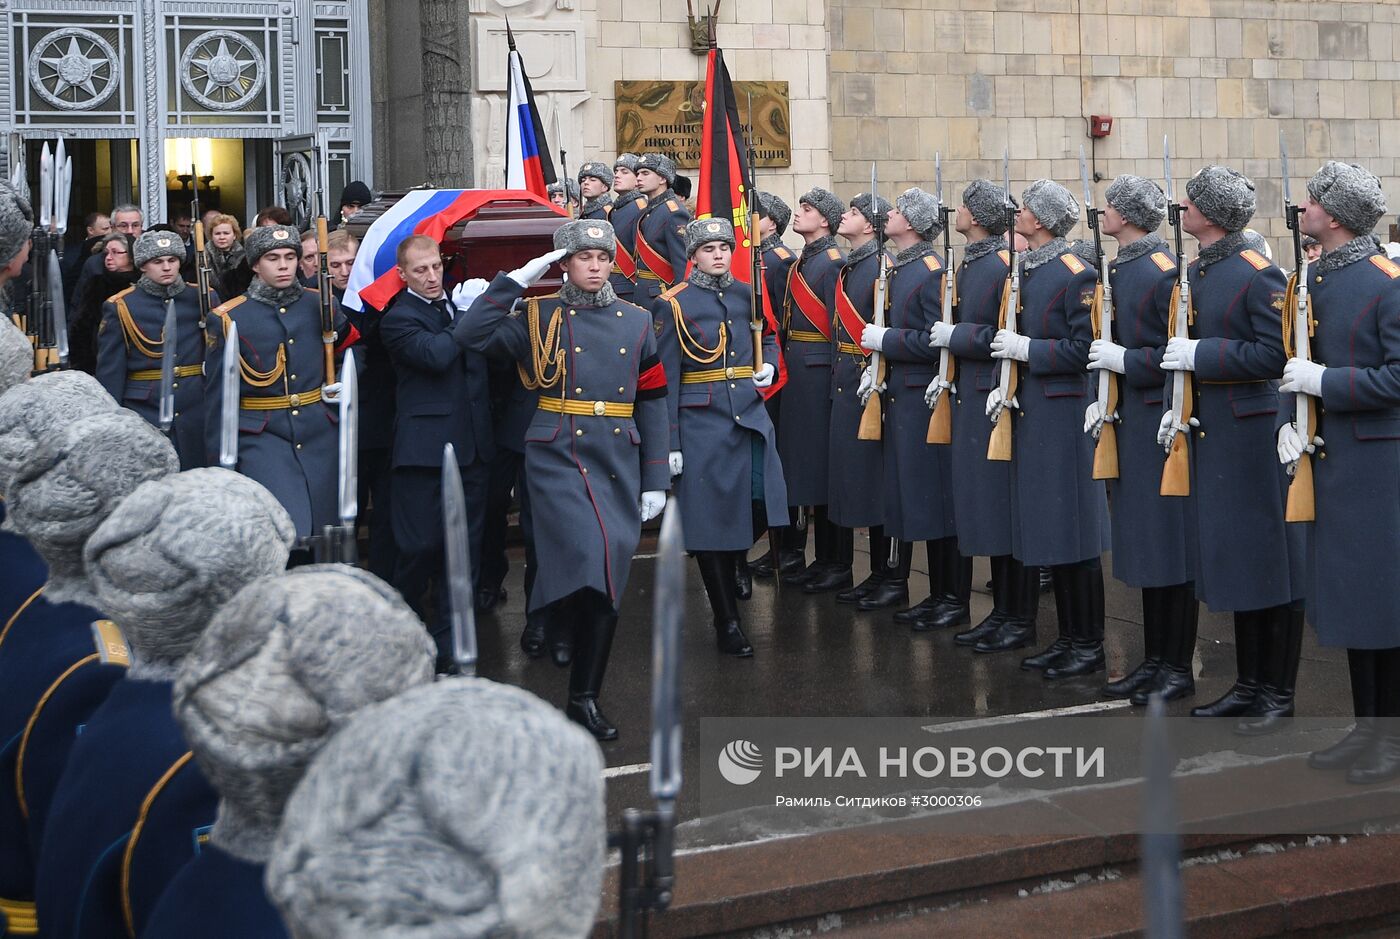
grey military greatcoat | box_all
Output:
[778,238,844,506]
[827,244,887,529]
[608,192,647,302]
[633,193,691,305]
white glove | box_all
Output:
[991,329,1030,362]
[321,382,343,404]
[752,362,775,388]
[1277,423,1323,470]
[857,364,885,405]
[925,377,954,409]
[450,278,490,312]
[930,321,956,348]
[1280,357,1326,397]
[668,450,683,477]
[860,324,888,352]
[1156,409,1200,452]
[508,248,568,288]
[1087,339,1127,375]
[985,387,1018,423]
[640,490,667,522]
[1083,400,1117,438]
[1162,337,1198,372]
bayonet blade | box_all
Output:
[8,156,21,193]
[158,299,177,431]
[441,443,478,676]
[870,161,879,215]
[54,140,69,235]
[650,498,685,802]
[1162,136,1175,204]
[1279,129,1293,210]
[338,348,359,526]
[38,144,51,229]
[1002,148,1012,207]
[1079,144,1093,211]
[934,151,943,210]
[1141,695,1185,938]
[219,320,240,469]
[47,250,68,364]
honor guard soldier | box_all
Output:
[653,217,786,658]
[780,188,847,588]
[1089,176,1198,703]
[548,179,581,215]
[608,153,646,303]
[1278,162,1400,779]
[461,220,670,741]
[204,224,360,551]
[632,153,692,306]
[933,181,1042,651]
[1159,165,1303,731]
[860,188,968,629]
[578,162,615,221]
[989,180,1109,679]
[96,231,215,469]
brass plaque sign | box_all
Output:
[614,80,790,169]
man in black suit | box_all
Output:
[379,234,494,669]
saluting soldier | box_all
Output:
[779,189,846,588]
[935,181,1042,652]
[1159,166,1303,733]
[988,180,1109,679]
[1088,176,1198,704]
[860,188,968,629]
[96,230,214,469]
[654,217,785,658]
[608,153,647,304]
[1277,162,1400,779]
[461,220,669,741]
[578,162,615,221]
[632,153,692,307]
[204,225,360,551]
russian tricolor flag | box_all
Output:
[505,23,556,198]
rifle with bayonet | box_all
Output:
[1159,137,1194,497]
[987,150,1020,461]
[324,347,360,563]
[442,442,478,676]
[30,139,71,372]
[158,299,177,435]
[555,111,575,220]
[218,319,240,470]
[1081,145,1120,479]
[1279,132,1316,522]
[857,162,889,441]
[927,151,957,445]
[315,153,337,388]
[190,164,213,329]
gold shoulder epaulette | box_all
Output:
[108,286,136,303]
[1061,253,1086,274]
[661,282,689,301]
[774,246,792,260]
[827,248,841,261]
[638,196,649,209]
[1371,255,1400,279]
[1150,251,1175,272]
[212,296,248,318]
[1240,249,1269,270]
[92,619,130,667]
[998,249,1011,265]
[923,255,942,271]
[666,199,679,212]
[603,204,613,216]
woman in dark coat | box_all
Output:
[70,232,137,374]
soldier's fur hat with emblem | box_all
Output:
[758,191,791,237]
[0,182,33,268]
[548,179,581,202]
[577,161,615,189]
[851,192,894,231]
[0,316,31,399]
[1022,179,1081,237]
[267,680,605,937]
[0,371,116,497]
[133,230,188,268]
[962,179,1017,235]
[1185,165,1256,233]
[1104,174,1168,233]
[613,152,641,173]
[799,187,844,234]
[245,223,304,264]
[685,217,736,257]
[896,187,943,241]
[1308,161,1388,235]
[637,153,678,186]
[553,218,617,258]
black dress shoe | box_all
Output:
[1021,637,1070,671]
[836,573,882,604]
[1347,735,1400,785]
[781,561,819,586]
[858,580,909,611]
[1233,686,1294,736]
[1043,641,1105,679]
[1189,680,1260,718]
[778,549,808,577]
[1309,720,1376,770]
[1102,658,1163,699]
[566,696,619,741]
[750,552,776,578]
[914,599,971,630]
[475,585,505,612]
[714,618,754,657]
[520,620,545,659]
[803,565,853,594]
[973,619,1036,652]
[735,561,753,600]
[894,596,940,624]
[955,611,1008,646]
[1130,665,1194,705]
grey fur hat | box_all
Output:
[267,680,605,938]
[1308,161,1388,235]
[6,409,179,604]
[0,371,116,496]
[1185,165,1256,232]
[0,182,33,268]
[799,187,844,234]
[613,153,640,174]
[962,179,1016,235]
[547,179,581,202]
[636,153,677,186]
[84,469,295,679]
[245,224,303,264]
[896,187,943,240]
[1023,179,1081,237]
[552,218,616,258]
[1104,174,1168,233]
[0,316,31,398]
[175,565,434,863]
[577,161,614,188]
[758,192,791,237]
[851,192,893,231]
[686,217,735,257]
[133,230,187,268]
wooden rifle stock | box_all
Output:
[1286,439,1316,522]
[1093,415,1119,478]
[927,260,957,445]
[858,358,885,440]
[926,391,952,444]
[986,361,1017,460]
[1158,369,1192,496]
[317,216,335,384]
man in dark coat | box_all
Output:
[578,162,615,221]
[989,180,1109,679]
[1159,165,1303,733]
[72,204,143,304]
[378,234,494,671]
[1279,161,1400,779]
[654,217,786,658]
[608,153,646,304]
[632,153,692,306]
[1088,175,1198,703]
[96,230,215,469]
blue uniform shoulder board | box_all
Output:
[997,250,1011,265]
[1371,255,1400,279]
[923,255,941,271]
[1150,251,1174,272]
[1239,249,1269,270]
[92,619,130,666]
[666,199,679,212]
[660,283,688,301]
[827,248,841,261]
[774,247,791,260]
[1061,253,1086,274]
[212,296,247,319]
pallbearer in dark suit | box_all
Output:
[632,153,692,307]
[654,218,786,658]
[860,188,967,629]
[608,153,646,304]
[96,231,214,469]
[578,162,615,221]
[1089,176,1198,703]
[1280,162,1400,778]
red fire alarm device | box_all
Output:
[1089,115,1114,138]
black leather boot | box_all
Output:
[958,555,1012,646]
[1348,648,1400,784]
[519,610,547,659]
[1235,604,1303,735]
[565,594,619,741]
[805,518,853,594]
[734,553,753,600]
[697,551,753,656]
[1311,649,1378,770]
[1132,583,1197,705]
[546,602,576,669]
[915,537,972,629]
[780,508,820,585]
[1044,562,1105,680]
[1191,609,1263,717]
[1021,563,1069,671]
[839,528,886,603]
[860,536,910,610]
[896,595,942,625]
[1105,586,1166,698]
[1348,734,1400,785]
